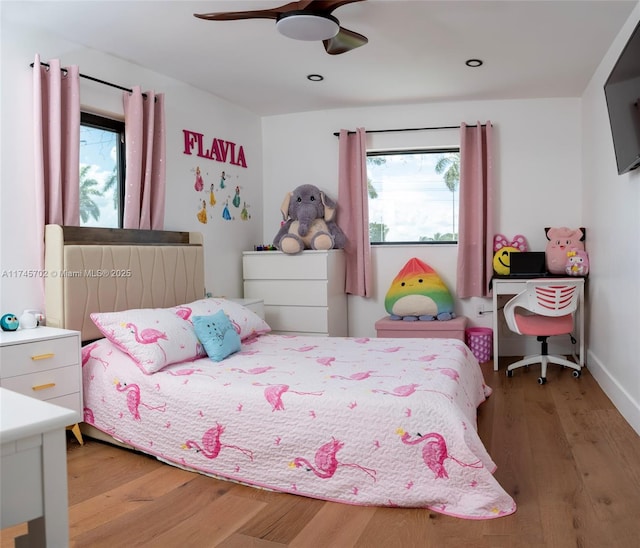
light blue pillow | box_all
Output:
[192,310,241,362]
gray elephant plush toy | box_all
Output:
[273,184,347,254]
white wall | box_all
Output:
[581,4,640,435]
[262,98,583,338]
[0,22,263,317]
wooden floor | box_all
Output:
[3,358,640,548]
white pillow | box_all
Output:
[90,308,204,374]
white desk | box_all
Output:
[1,387,76,547]
[491,278,585,371]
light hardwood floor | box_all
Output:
[2,358,640,547]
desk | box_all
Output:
[1,387,76,547]
[491,278,585,371]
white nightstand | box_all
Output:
[0,326,83,443]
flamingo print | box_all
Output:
[81,341,109,370]
[373,383,453,401]
[289,437,376,481]
[258,383,323,411]
[423,367,460,381]
[182,423,253,461]
[173,306,192,321]
[284,345,318,352]
[124,322,167,344]
[397,429,481,479]
[123,322,168,362]
[113,378,166,420]
[230,366,274,375]
[330,370,398,381]
[372,383,420,397]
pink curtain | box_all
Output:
[33,55,81,224]
[33,54,80,288]
[456,122,494,298]
[338,128,372,297]
[123,87,166,229]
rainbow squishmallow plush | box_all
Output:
[384,258,455,321]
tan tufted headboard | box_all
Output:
[44,225,205,343]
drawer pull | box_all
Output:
[32,383,56,391]
[31,353,55,361]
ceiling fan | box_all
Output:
[194,0,368,55]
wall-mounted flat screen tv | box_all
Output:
[604,20,640,175]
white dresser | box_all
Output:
[242,250,347,336]
[0,327,82,422]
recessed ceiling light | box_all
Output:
[307,74,324,82]
[465,59,483,68]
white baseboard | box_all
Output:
[587,350,640,437]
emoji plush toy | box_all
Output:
[492,234,528,275]
[0,313,19,331]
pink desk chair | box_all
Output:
[504,279,582,385]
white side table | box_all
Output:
[0,327,82,443]
[1,387,77,547]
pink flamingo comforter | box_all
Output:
[82,334,516,519]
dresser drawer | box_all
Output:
[244,280,329,307]
[1,365,80,403]
[265,305,329,333]
[0,335,79,378]
[243,252,330,280]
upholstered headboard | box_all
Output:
[44,225,205,343]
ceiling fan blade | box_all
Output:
[323,27,368,55]
[194,2,305,21]
[194,10,279,21]
[305,0,366,15]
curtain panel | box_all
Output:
[337,128,372,297]
[33,55,81,227]
[33,54,81,290]
[123,87,166,230]
[456,122,494,298]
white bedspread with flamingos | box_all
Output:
[82,334,516,519]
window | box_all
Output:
[367,149,460,244]
[79,113,125,227]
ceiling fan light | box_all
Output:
[276,13,340,41]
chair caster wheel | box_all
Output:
[572,370,581,378]
[538,377,546,385]
[506,370,513,377]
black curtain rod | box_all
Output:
[30,61,149,99]
[333,124,486,136]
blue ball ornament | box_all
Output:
[1,313,19,331]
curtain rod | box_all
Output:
[333,124,487,136]
[30,61,149,99]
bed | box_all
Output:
[44,224,516,520]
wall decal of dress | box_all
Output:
[194,166,204,191]
[241,202,250,220]
[197,200,207,224]
[233,186,241,208]
[222,200,232,221]
[209,183,216,206]
[220,171,227,189]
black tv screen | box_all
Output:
[604,20,640,175]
